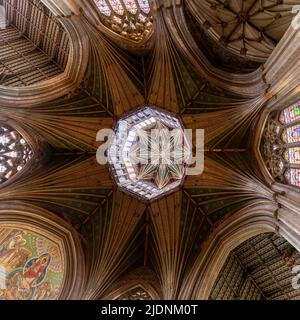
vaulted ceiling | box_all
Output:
[186,0,299,62]
[210,233,300,300]
[0,0,299,300]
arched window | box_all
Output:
[117,286,153,300]
[279,102,300,124]
[0,123,33,184]
[93,0,153,42]
[262,102,300,187]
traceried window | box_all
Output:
[117,287,153,300]
[262,101,300,187]
[0,124,33,184]
[93,0,153,42]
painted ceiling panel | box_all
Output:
[0,226,65,300]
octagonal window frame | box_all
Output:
[107,105,191,202]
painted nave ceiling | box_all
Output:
[0,0,299,300]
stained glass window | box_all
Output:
[95,0,112,16]
[93,0,153,42]
[262,102,300,188]
[0,124,33,184]
[280,102,300,124]
[285,169,300,187]
[138,0,151,14]
[282,125,300,144]
[286,147,300,164]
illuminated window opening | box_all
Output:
[93,0,153,42]
[0,124,33,184]
[262,101,300,187]
[108,106,191,201]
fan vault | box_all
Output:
[0,0,299,300]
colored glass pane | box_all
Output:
[285,169,300,187]
[93,0,152,42]
[138,0,151,14]
[286,147,300,164]
[282,125,300,143]
[94,0,111,16]
[280,102,300,124]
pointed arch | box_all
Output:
[179,203,277,299]
[92,0,153,43]
[260,101,300,188]
[209,232,300,300]
[101,267,161,300]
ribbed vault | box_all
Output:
[0,0,70,86]
[186,0,299,63]
[117,287,153,300]
[210,233,300,300]
[0,0,299,300]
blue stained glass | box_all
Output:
[95,0,111,16]
[138,0,151,13]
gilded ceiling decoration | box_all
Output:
[186,0,299,62]
[93,0,153,42]
[0,0,299,301]
[262,101,300,187]
[0,227,65,300]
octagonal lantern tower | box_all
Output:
[108,106,191,201]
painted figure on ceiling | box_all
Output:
[0,228,64,300]
[0,232,31,269]
[5,253,51,300]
